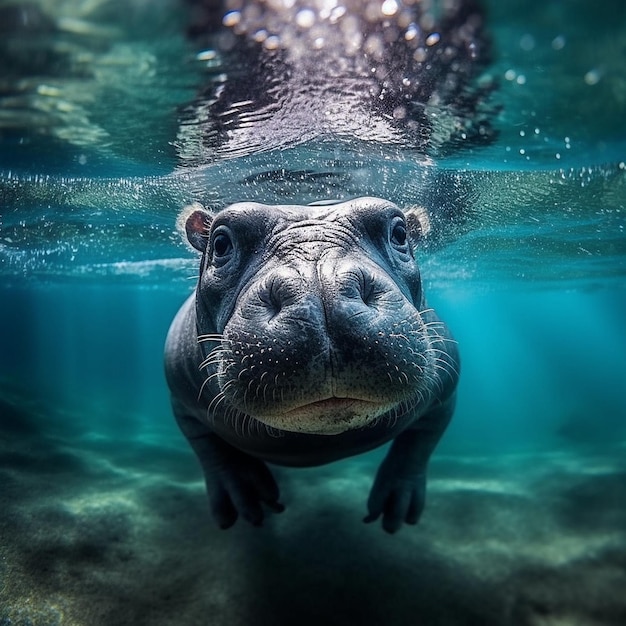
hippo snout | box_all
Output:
[242,257,410,327]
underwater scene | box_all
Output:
[1,0,625,624]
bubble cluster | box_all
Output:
[179,0,494,162]
[504,68,526,85]
[218,0,452,62]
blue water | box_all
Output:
[1,1,626,624]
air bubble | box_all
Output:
[413,48,427,62]
[381,0,399,16]
[264,35,280,50]
[253,29,267,43]
[329,6,346,23]
[196,50,217,61]
[222,11,241,27]
[405,24,419,41]
[295,9,315,29]
[584,69,601,85]
[393,106,407,119]
[519,34,535,51]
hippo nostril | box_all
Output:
[360,277,376,307]
[257,272,303,320]
[259,283,283,318]
[338,269,378,307]
[355,269,381,308]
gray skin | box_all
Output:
[164,196,459,533]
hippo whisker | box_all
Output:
[221,392,240,423]
[246,415,260,439]
[384,393,420,430]
[199,350,225,363]
[197,371,220,401]
[197,333,225,344]
[428,349,461,380]
[230,411,247,437]
[256,417,277,439]
[243,416,254,439]
[263,423,284,439]
[425,331,459,347]
[429,335,459,347]
[241,386,253,416]
[199,351,227,371]
[246,378,258,398]
[389,332,411,343]
[222,395,247,434]
[198,343,227,362]
[407,369,424,385]
[206,390,228,426]
[385,409,399,431]
[429,370,447,394]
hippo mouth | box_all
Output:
[286,397,379,415]
[261,396,393,435]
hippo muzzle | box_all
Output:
[165,196,459,532]
[219,247,435,435]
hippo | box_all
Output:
[164,197,460,533]
[163,0,495,532]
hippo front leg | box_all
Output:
[364,398,454,533]
[177,415,284,529]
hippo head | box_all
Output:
[184,196,455,436]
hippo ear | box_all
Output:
[177,202,213,252]
[403,205,431,248]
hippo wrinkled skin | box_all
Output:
[164,197,459,533]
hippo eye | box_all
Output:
[211,228,234,263]
[390,217,408,248]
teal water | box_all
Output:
[1,1,626,625]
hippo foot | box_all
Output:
[181,427,285,529]
[185,432,284,529]
[207,455,285,529]
[364,469,426,534]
